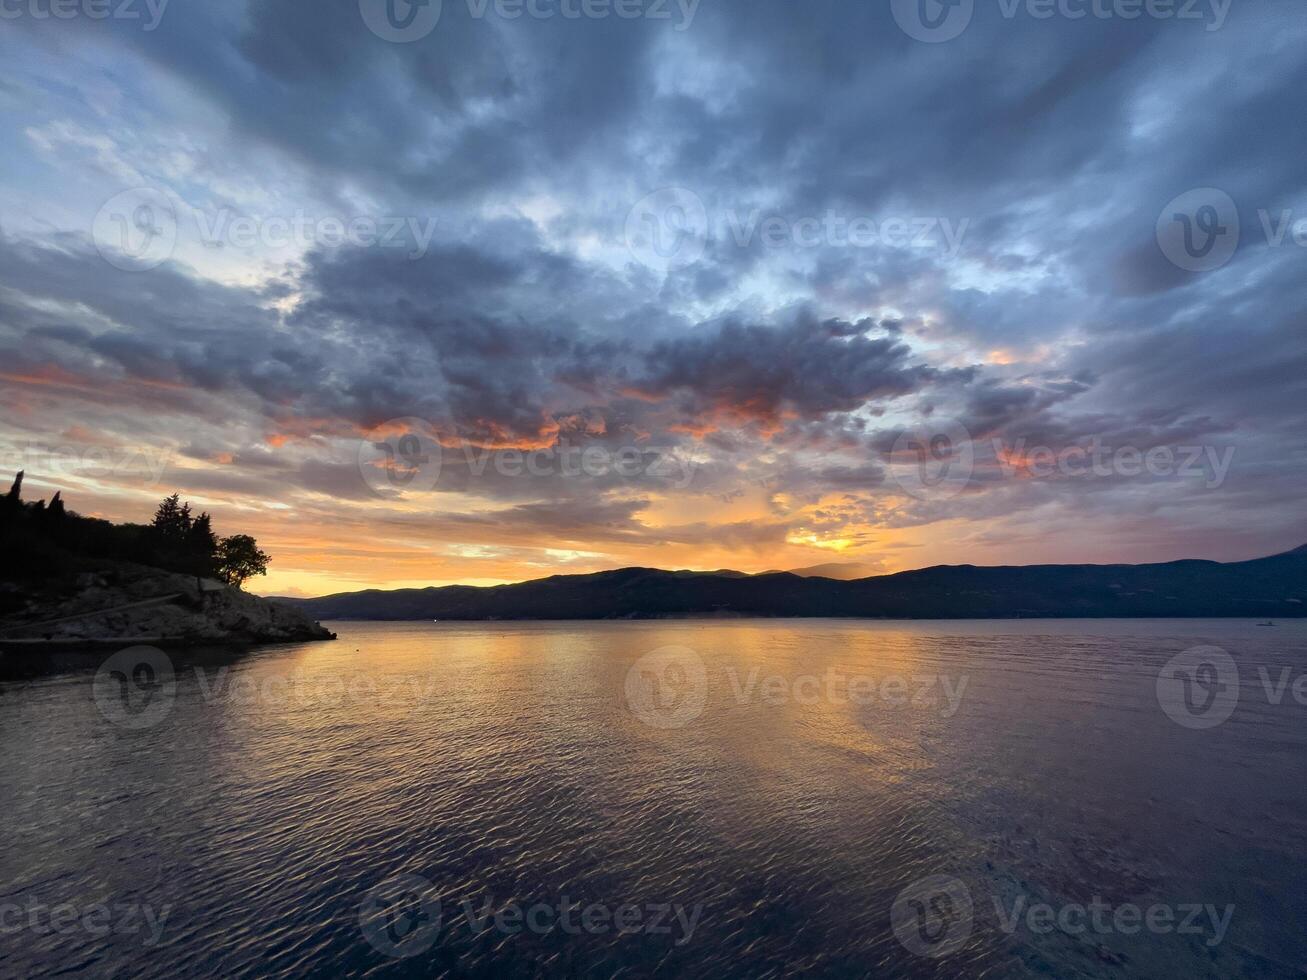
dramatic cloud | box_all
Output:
[1,1,1304,593]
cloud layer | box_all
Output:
[1,1,1304,593]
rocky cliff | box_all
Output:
[0,565,335,648]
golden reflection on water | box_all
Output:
[4,619,1306,977]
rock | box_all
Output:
[0,564,335,647]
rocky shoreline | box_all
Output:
[0,564,335,651]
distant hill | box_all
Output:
[279,547,1307,621]
[775,562,886,580]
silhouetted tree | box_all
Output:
[150,493,190,542]
[2,471,23,518]
[185,512,219,576]
[217,535,269,589]
[47,491,65,520]
[6,482,273,590]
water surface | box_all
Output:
[2,619,1305,977]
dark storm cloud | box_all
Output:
[90,0,668,205]
[0,231,961,453]
[3,0,1307,566]
[626,314,958,425]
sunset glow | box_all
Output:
[2,5,1303,596]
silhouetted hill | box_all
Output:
[279,547,1307,620]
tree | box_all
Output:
[185,512,218,575]
[217,535,269,589]
[150,493,190,542]
[2,471,23,520]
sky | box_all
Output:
[0,0,1304,597]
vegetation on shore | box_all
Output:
[1,472,333,646]
[2,471,269,593]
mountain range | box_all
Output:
[277,546,1307,621]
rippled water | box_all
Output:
[2,619,1306,978]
